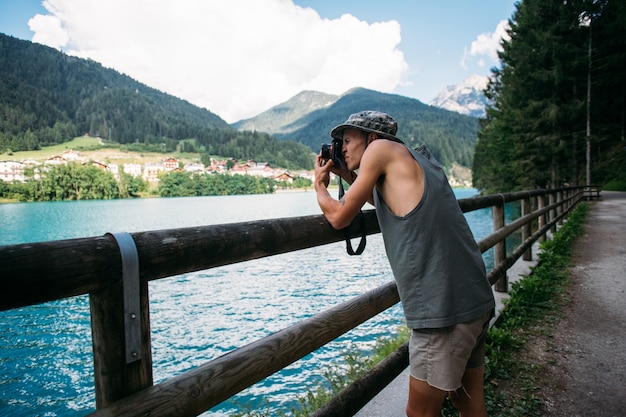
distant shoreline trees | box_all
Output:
[0,163,312,202]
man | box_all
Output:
[314,111,495,417]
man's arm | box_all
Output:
[315,141,388,229]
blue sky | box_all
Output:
[0,0,517,123]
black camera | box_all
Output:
[321,137,365,255]
[320,138,343,166]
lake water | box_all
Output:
[0,189,503,416]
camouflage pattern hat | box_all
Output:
[330,110,403,143]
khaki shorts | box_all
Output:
[409,312,491,391]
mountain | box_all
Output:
[429,75,489,118]
[1,33,479,171]
[235,87,480,169]
[0,33,320,170]
[0,33,229,147]
[232,90,339,135]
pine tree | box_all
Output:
[473,0,624,193]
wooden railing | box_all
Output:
[0,185,601,416]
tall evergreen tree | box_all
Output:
[473,0,623,193]
[588,0,626,185]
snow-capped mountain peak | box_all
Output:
[429,75,489,118]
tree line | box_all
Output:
[473,0,625,193]
[0,163,312,202]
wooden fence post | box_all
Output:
[492,199,507,292]
[549,192,557,233]
[557,190,564,226]
[537,193,546,243]
[522,195,532,261]
[90,234,153,408]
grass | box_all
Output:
[2,136,102,160]
[1,136,204,165]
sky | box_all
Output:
[0,0,517,123]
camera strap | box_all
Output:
[338,178,366,255]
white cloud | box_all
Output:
[28,14,68,49]
[28,0,408,123]
[461,19,510,69]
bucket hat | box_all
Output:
[330,110,403,143]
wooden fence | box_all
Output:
[0,186,601,416]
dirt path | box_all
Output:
[533,191,626,416]
[355,192,626,417]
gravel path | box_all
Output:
[534,191,626,416]
[356,191,626,417]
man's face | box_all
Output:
[341,128,368,171]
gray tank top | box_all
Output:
[373,146,495,329]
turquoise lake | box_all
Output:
[0,189,504,416]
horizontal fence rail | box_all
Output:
[0,185,600,416]
[0,211,381,311]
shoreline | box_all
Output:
[1,186,475,204]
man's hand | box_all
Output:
[314,154,333,189]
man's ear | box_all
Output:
[367,133,377,143]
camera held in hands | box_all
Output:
[320,137,365,255]
[320,138,343,166]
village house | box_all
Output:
[61,149,83,162]
[273,171,294,184]
[163,157,179,171]
[44,155,68,166]
[88,160,110,172]
[246,162,275,178]
[448,176,473,188]
[229,162,250,175]
[0,159,46,183]
[230,161,280,178]
[207,158,229,173]
[123,163,143,178]
[40,150,85,170]
[106,163,119,178]
[295,170,315,181]
[183,163,205,175]
[142,162,165,183]
[0,160,25,183]
[22,158,40,166]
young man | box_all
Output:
[314,111,495,417]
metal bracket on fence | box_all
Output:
[107,232,142,364]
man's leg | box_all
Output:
[448,366,487,417]
[406,376,448,417]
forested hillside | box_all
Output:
[474,0,625,193]
[269,88,480,169]
[0,34,314,170]
[1,33,481,172]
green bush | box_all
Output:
[603,179,626,191]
